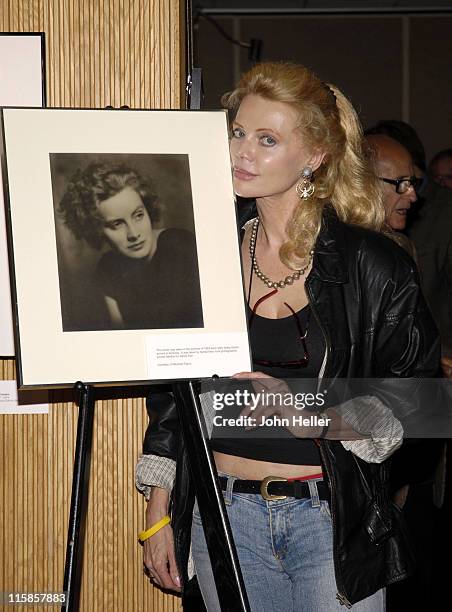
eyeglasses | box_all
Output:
[378,175,422,194]
[248,289,310,368]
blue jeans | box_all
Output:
[191,474,385,612]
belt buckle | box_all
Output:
[260,475,287,501]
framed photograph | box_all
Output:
[1,107,251,388]
[0,32,45,356]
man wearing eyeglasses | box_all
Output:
[365,121,452,358]
[366,128,450,612]
[365,133,420,232]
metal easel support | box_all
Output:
[174,381,250,611]
[62,382,95,611]
[182,65,249,611]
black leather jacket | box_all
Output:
[143,208,440,606]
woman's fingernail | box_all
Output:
[174,576,181,587]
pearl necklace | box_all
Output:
[249,218,313,289]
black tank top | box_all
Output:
[210,304,327,465]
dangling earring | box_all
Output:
[296,166,315,199]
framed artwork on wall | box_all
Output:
[0,32,46,356]
[1,107,251,388]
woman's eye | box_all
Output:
[106,220,123,230]
[261,135,277,146]
[231,127,244,138]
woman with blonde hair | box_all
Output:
[136,62,439,610]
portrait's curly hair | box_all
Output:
[223,62,385,269]
[58,163,160,249]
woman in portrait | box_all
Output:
[58,162,203,330]
[136,62,439,610]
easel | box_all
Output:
[62,383,95,610]
[62,71,249,611]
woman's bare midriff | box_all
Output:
[214,451,322,480]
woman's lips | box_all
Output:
[233,167,257,181]
[128,240,146,250]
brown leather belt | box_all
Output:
[219,475,329,501]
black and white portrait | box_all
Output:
[50,153,204,332]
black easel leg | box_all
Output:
[62,383,95,611]
[174,381,250,612]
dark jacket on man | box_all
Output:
[406,179,452,350]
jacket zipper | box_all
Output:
[306,280,352,608]
[317,441,352,608]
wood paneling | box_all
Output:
[0,1,184,610]
[0,0,183,109]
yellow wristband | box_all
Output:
[138,515,171,543]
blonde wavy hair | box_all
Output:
[222,62,385,267]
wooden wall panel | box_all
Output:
[0,1,184,610]
[0,0,183,109]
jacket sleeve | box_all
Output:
[135,388,179,498]
[135,454,176,498]
[338,395,403,463]
[372,246,442,424]
[338,239,441,464]
[374,251,440,380]
[142,387,180,459]
[365,242,443,478]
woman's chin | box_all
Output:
[234,185,257,199]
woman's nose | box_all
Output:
[236,138,254,160]
[126,223,140,241]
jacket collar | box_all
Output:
[237,199,349,285]
[309,207,349,284]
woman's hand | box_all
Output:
[232,371,326,438]
[231,372,363,440]
[233,370,292,420]
[143,487,181,592]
